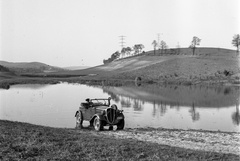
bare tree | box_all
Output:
[189,36,201,55]
[152,40,158,55]
[232,34,240,54]
[160,40,167,54]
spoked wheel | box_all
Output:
[117,119,125,130]
[93,116,103,131]
[76,111,83,129]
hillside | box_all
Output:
[0,65,10,72]
[63,66,91,70]
[1,47,239,86]
[0,65,17,79]
[0,61,65,73]
[53,47,240,85]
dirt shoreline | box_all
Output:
[0,120,239,160]
[101,128,240,155]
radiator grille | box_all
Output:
[106,108,117,124]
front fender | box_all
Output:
[117,113,125,119]
[90,114,105,122]
[75,111,79,117]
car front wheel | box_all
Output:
[117,119,125,130]
[76,111,83,129]
[93,116,103,131]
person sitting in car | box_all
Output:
[81,98,93,109]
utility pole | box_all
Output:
[119,35,126,49]
[157,33,161,45]
[157,33,163,48]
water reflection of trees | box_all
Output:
[120,97,131,108]
[102,85,240,109]
[189,103,200,122]
[102,88,120,103]
[102,85,239,123]
[152,101,168,117]
[132,99,143,111]
[232,102,240,125]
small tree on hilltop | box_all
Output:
[152,40,158,55]
[133,44,144,55]
[121,48,126,58]
[160,40,168,54]
[232,34,240,54]
[125,47,132,56]
[189,36,201,55]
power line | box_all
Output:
[119,35,126,49]
[157,33,163,49]
[157,33,160,44]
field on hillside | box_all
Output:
[1,48,239,87]
[73,48,240,85]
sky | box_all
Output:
[0,0,239,67]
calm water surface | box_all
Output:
[0,83,239,132]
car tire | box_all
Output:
[117,119,125,130]
[93,116,103,131]
[76,111,83,129]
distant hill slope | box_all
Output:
[0,61,65,73]
[53,47,240,83]
[0,65,17,79]
[0,65,10,72]
[63,66,91,70]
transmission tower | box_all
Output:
[157,33,160,45]
[119,35,126,49]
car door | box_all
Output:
[81,106,97,121]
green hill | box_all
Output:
[0,65,17,79]
[1,47,239,86]
[53,47,240,84]
[0,61,65,74]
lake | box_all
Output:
[0,83,239,132]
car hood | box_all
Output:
[95,105,109,110]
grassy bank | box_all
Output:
[1,48,240,88]
[0,120,239,160]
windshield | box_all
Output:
[90,99,110,106]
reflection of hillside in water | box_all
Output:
[102,84,240,123]
[102,84,240,108]
[11,84,50,90]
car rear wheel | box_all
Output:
[76,111,83,129]
[93,116,103,131]
[117,119,125,130]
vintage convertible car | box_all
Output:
[75,97,125,131]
